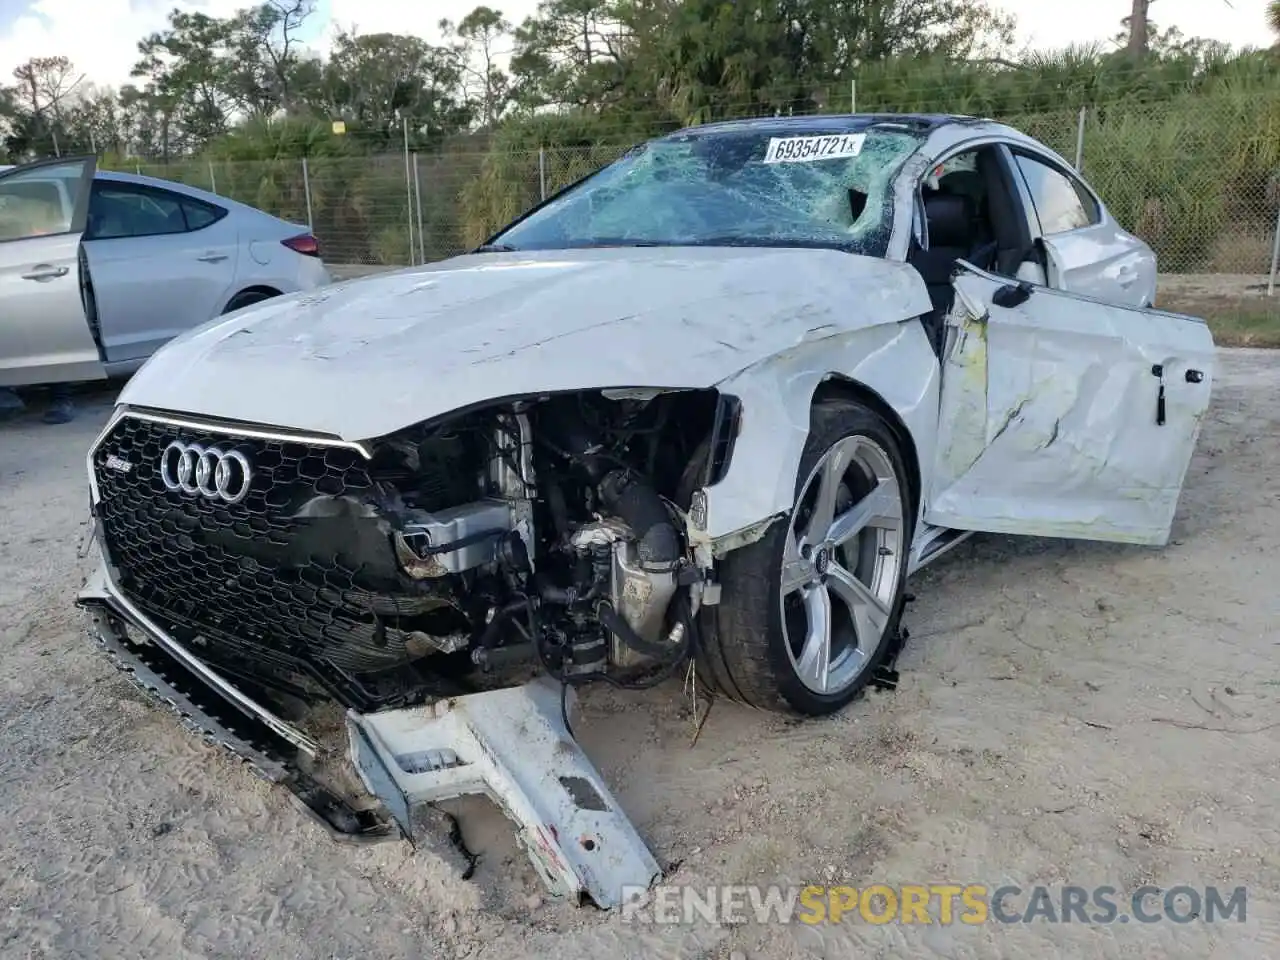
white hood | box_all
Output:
[119,246,930,441]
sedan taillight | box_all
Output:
[282,234,320,257]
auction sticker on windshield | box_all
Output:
[763,134,866,164]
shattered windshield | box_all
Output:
[488,123,924,257]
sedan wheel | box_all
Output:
[780,436,905,696]
[697,398,915,715]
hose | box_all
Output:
[474,598,530,650]
[603,592,698,691]
[597,470,680,567]
[596,599,681,661]
[532,593,697,695]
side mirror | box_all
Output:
[992,280,1034,309]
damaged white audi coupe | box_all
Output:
[78,114,1214,907]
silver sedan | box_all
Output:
[0,155,332,388]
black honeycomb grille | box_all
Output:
[91,414,416,687]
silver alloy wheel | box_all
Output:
[780,435,906,695]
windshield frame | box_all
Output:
[480,120,931,258]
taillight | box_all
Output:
[282,233,320,257]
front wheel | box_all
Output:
[699,399,914,715]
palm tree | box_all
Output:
[1128,0,1260,58]
[1127,0,1152,58]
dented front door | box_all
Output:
[926,263,1215,546]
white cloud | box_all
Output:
[0,0,1270,92]
[0,0,248,92]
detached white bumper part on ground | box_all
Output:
[348,678,662,908]
[79,559,661,907]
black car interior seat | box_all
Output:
[909,191,991,353]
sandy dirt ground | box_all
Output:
[1,349,1278,960]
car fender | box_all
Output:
[703,317,941,545]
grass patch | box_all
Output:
[1158,296,1280,348]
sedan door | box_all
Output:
[0,156,104,387]
[82,180,238,364]
[927,263,1214,546]
[1006,147,1156,308]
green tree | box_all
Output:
[1126,0,1152,58]
[623,0,1016,122]
[509,0,634,109]
[3,57,85,158]
[299,31,471,144]
[61,85,131,154]
[446,6,514,126]
[226,0,318,116]
[133,10,240,156]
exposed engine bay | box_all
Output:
[89,389,740,720]
[357,388,733,699]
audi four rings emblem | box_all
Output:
[160,441,254,503]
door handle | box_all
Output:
[21,265,69,281]
[196,253,228,263]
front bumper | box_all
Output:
[76,560,395,843]
[77,561,664,907]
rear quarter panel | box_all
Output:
[224,212,331,306]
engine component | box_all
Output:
[569,518,680,668]
[492,410,538,565]
[597,470,680,567]
[394,500,516,578]
[595,472,681,666]
[377,429,486,511]
[491,410,536,497]
[404,631,469,656]
[567,517,632,550]
[609,539,679,667]
[561,619,609,676]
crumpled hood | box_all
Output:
[120,246,929,440]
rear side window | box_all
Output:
[86,182,228,240]
[1013,153,1100,235]
[181,196,226,230]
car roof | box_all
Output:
[657,112,984,140]
[0,161,298,227]
[96,168,246,208]
[98,168,304,229]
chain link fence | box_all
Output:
[106,99,1280,296]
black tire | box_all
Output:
[222,289,278,314]
[698,398,915,715]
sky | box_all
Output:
[0,0,1272,92]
